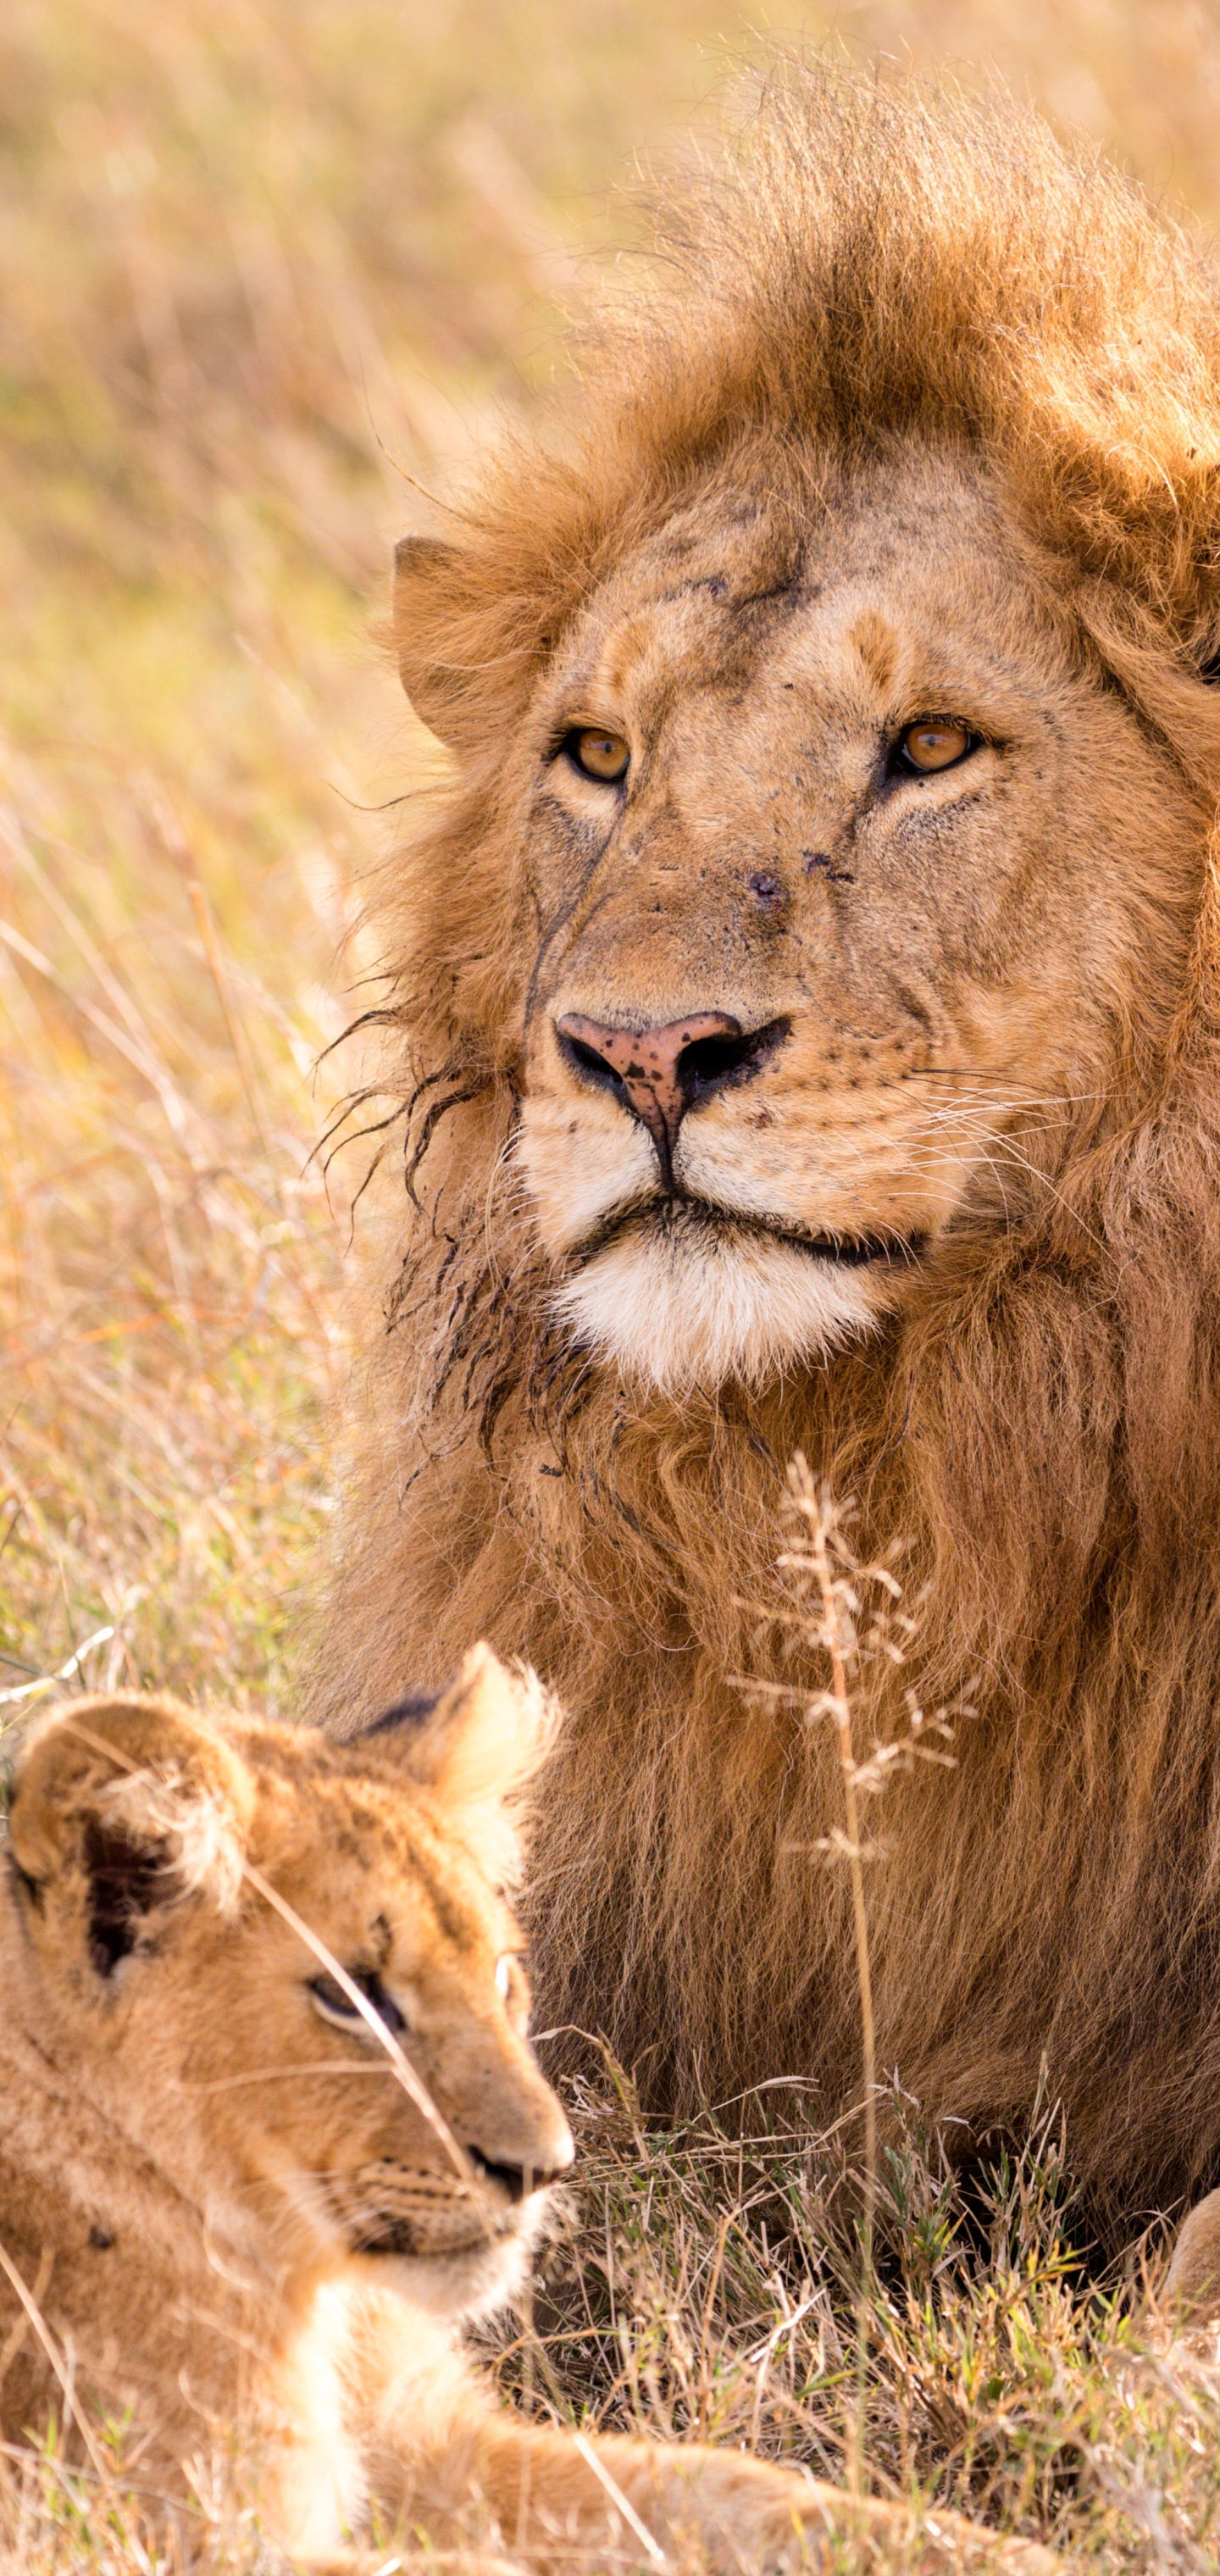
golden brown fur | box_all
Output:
[320,64,1220,2229]
[3,1657,1050,2572]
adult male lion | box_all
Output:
[323,68,1220,2228]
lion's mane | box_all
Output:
[322,65,1220,2225]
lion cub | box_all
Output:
[0,1651,1052,2571]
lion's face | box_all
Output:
[507,450,1202,1393]
[7,1655,572,2322]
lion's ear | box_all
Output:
[393,533,469,747]
[377,1645,557,1883]
[8,1694,254,1977]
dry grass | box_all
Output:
[5,0,1220,2567]
[504,2081,1220,2569]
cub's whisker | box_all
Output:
[177,2064,402,2091]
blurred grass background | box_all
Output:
[4,3,1220,2567]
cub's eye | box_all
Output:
[896,719,974,775]
[565,726,630,784]
[495,1951,528,2003]
[308,1969,406,2037]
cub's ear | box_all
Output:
[374,1644,557,1885]
[8,1693,254,1979]
[393,533,469,747]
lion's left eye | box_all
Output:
[564,726,630,784]
[309,1969,406,2036]
[495,1951,528,2002]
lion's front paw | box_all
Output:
[1165,2185,1220,2329]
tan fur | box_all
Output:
[0,1660,1056,2571]
[1166,2190,1220,2325]
[320,64,1220,2230]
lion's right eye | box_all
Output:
[564,726,630,784]
[308,1969,406,2037]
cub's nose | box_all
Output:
[556,1011,787,1183]
[468,2148,571,2201]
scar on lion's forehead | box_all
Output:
[596,608,679,700]
[849,608,899,694]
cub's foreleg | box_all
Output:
[460,2418,1063,2575]
[363,2387,1059,2574]
[365,2402,818,2572]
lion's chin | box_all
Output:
[552,1213,894,1396]
[355,2212,541,2329]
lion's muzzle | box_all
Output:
[556,1009,790,1187]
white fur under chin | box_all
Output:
[396,2223,537,2327]
[552,1222,886,1396]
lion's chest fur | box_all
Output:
[332,1313,1220,2231]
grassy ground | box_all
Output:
[5,1,1220,2566]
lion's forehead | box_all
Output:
[558,590,1055,813]
[554,520,1050,791]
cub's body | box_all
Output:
[0,1664,1053,2570]
[0,2029,378,2550]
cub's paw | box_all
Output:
[652,2456,1057,2574]
[788,2483,1058,2574]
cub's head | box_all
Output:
[4,1648,571,2319]
[385,72,1220,1404]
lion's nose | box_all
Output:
[556,1011,788,1183]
